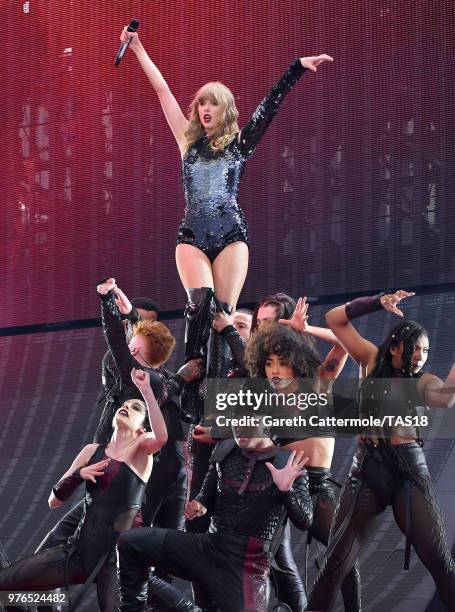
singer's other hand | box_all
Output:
[120,26,140,51]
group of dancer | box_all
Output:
[2,23,455,612]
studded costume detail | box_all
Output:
[197,444,312,540]
[177,60,307,261]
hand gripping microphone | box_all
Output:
[114,18,140,67]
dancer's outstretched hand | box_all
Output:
[279,296,309,332]
[80,459,110,483]
[266,450,308,492]
[185,499,207,520]
[380,290,415,317]
[114,286,133,316]
[300,54,333,72]
[97,277,116,295]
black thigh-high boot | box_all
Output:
[180,288,215,423]
[200,301,234,423]
[206,301,234,381]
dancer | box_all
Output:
[0,369,166,612]
[307,290,455,611]
[120,24,333,421]
[185,307,253,610]
[245,308,361,611]
[34,280,198,610]
[117,428,313,612]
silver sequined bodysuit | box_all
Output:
[177,59,306,262]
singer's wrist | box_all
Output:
[133,41,146,55]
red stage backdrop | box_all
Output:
[2,1,454,326]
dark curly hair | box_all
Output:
[245,322,322,379]
[369,319,428,379]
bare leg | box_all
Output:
[175,244,214,290]
[211,242,249,308]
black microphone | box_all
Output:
[114,18,140,67]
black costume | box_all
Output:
[269,381,361,612]
[0,445,145,612]
[177,59,307,262]
[117,440,313,612]
[34,292,186,609]
[307,373,455,611]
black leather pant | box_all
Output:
[117,528,270,612]
[185,433,306,611]
[308,443,455,611]
[185,434,218,610]
[306,467,361,612]
[271,522,307,611]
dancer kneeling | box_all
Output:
[117,426,313,611]
[0,369,166,612]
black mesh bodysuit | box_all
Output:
[0,444,146,611]
[177,60,307,262]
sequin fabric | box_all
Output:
[177,60,307,261]
[197,445,312,541]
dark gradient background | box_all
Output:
[2,1,455,611]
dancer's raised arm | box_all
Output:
[120,26,188,154]
[325,290,415,372]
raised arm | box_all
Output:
[131,368,168,453]
[238,54,332,158]
[279,297,348,379]
[325,290,415,371]
[97,279,164,399]
[97,279,141,379]
[120,27,188,154]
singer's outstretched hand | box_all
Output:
[299,54,333,72]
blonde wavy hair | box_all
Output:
[185,82,239,153]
